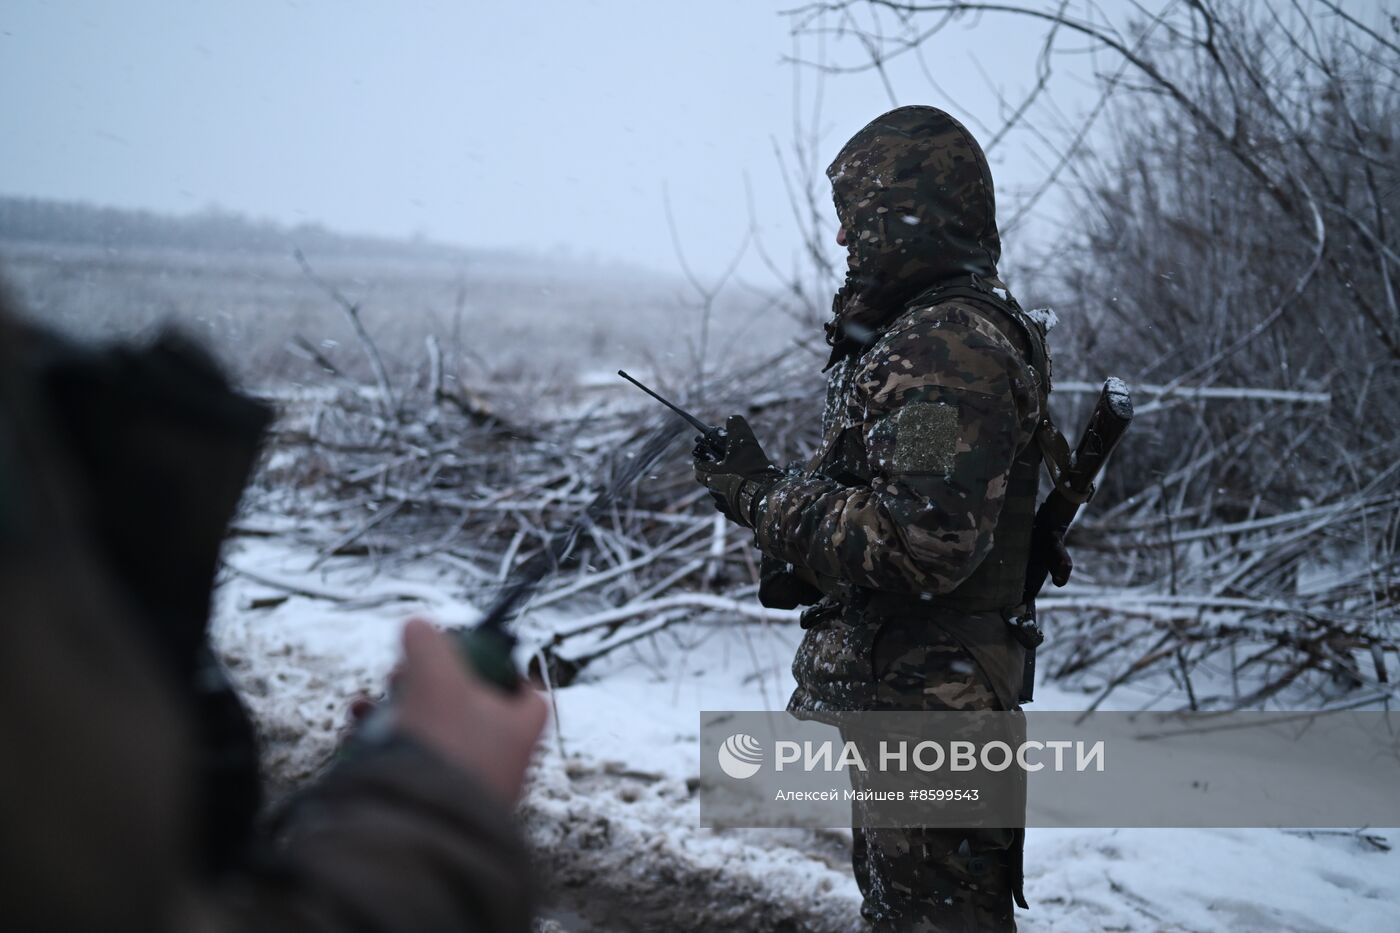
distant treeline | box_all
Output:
[0,196,473,262]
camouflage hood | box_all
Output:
[825,106,1002,363]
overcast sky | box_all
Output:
[1,1,1121,279]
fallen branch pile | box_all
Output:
[241,235,1397,707]
[239,341,1396,709]
[245,331,825,685]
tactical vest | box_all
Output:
[817,276,1052,614]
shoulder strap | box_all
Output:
[904,277,1083,499]
[903,275,1051,397]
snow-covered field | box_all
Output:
[213,529,1399,932]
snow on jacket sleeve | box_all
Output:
[751,308,1039,594]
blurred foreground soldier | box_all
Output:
[0,290,546,933]
[695,106,1068,931]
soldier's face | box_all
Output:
[836,225,858,270]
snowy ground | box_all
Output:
[213,528,1398,932]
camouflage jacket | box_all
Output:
[752,105,1044,601]
[753,296,1042,596]
[752,107,1050,711]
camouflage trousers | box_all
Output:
[788,601,1022,932]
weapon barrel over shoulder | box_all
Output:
[1038,377,1134,528]
[1025,377,1134,602]
[1014,377,1134,703]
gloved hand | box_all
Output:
[693,415,780,527]
[758,554,823,609]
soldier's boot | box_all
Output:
[856,826,1017,932]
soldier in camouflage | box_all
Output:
[694,105,1061,930]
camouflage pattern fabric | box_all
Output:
[794,611,1021,931]
[749,106,1043,930]
[789,602,1004,713]
[852,821,1019,933]
[752,298,1041,598]
[822,105,1003,365]
[866,619,1017,932]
